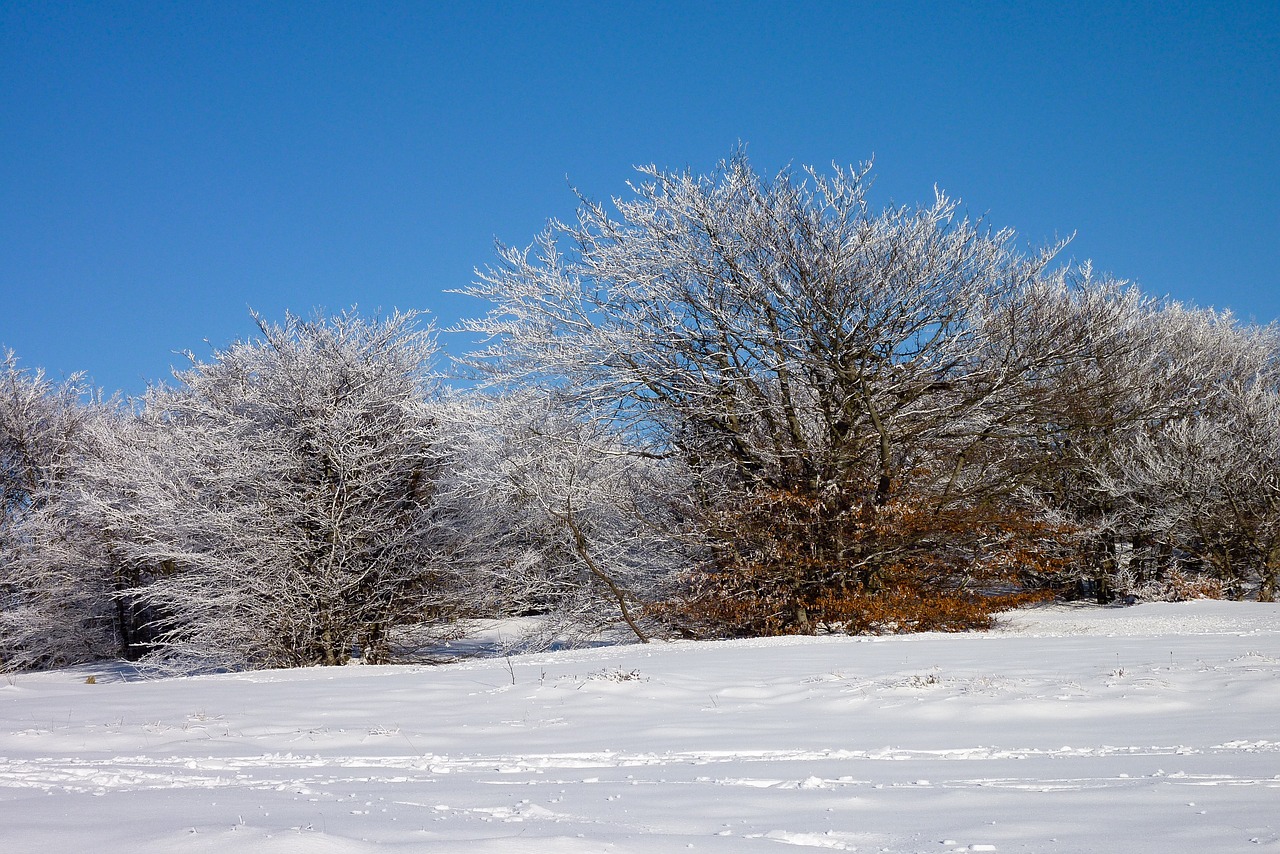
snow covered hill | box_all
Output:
[1,601,1277,853]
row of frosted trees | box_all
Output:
[3,154,1278,671]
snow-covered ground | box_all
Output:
[1,601,1277,853]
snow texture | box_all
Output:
[1,601,1277,852]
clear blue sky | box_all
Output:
[2,1,1277,395]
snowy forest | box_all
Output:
[3,154,1278,672]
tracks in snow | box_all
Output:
[2,740,1277,795]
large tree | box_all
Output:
[460,153,1104,634]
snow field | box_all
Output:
[0,601,1277,852]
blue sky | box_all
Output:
[2,1,1277,395]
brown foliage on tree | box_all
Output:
[657,484,1062,637]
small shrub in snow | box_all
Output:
[1129,570,1225,603]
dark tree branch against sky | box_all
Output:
[1,1,1276,396]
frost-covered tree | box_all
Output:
[1176,374,1280,600]
[90,310,452,669]
[437,391,689,647]
[0,351,89,533]
[1093,343,1280,601]
[1020,297,1280,601]
[0,351,126,669]
[459,152,1105,634]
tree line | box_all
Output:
[3,153,1277,671]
